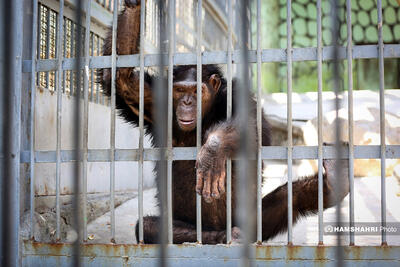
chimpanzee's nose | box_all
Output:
[183,95,192,105]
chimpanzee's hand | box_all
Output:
[125,0,140,8]
[195,135,226,203]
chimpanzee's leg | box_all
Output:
[261,159,349,241]
[136,216,239,244]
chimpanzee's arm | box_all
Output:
[261,159,349,241]
[101,0,154,125]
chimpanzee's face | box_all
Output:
[173,68,221,132]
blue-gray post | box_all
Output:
[1,0,23,266]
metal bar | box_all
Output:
[90,33,94,102]
[286,0,293,245]
[166,0,175,245]
[225,0,233,245]
[24,44,400,72]
[96,36,100,103]
[154,0,168,264]
[331,0,344,264]
[82,0,92,243]
[29,0,39,241]
[110,0,119,243]
[346,0,355,246]
[63,20,66,94]
[196,0,202,244]
[316,0,323,246]
[256,0,262,244]
[18,145,400,163]
[237,1,252,265]
[19,241,400,263]
[72,0,84,265]
[55,0,65,242]
[377,0,387,246]
[37,4,42,87]
[1,0,23,265]
[70,22,75,95]
[46,6,51,88]
[137,0,145,244]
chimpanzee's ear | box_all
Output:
[209,74,221,92]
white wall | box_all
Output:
[34,88,155,196]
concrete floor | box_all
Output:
[86,174,400,246]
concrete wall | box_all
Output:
[34,88,155,196]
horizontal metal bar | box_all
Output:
[22,44,400,72]
[22,241,400,263]
[19,145,400,163]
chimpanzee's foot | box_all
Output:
[323,158,349,206]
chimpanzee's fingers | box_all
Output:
[211,161,221,199]
[217,159,226,195]
[202,170,213,203]
[195,170,204,195]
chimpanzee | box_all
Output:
[100,0,349,244]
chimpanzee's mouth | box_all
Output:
[178,119,195,125]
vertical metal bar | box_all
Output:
[346,0,355,246]
[63,20,67,94]
[167,0,175,244]
[37,4,42,88]
[316,0,324,246]
[110,0,119,243]
[96,36,100,104]
[72,0,84,265]
[137,0,145,244]
[46,7,51,88]
[29,0,39,241]
[331,0,344,265]
[154,0,168,264]
[196,0,203,244]
[286,0,293,245]
[377,0,387,246]
[55,0,64,242]
[70,22,75,95]
[256,0,262,244]
[82,0,92,243]
[1,0,23,265]
[90,33,94,102]
[225,0,233,244]
[237,1,252,265]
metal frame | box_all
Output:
[1,0,400,266]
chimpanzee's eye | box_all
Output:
[176,87,185,93]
